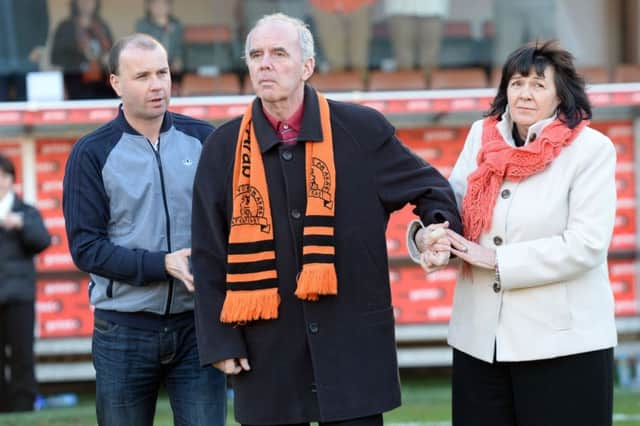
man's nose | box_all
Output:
[259,54,274,69]
[149,75,164,90]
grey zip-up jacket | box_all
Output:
[63,107,213,315]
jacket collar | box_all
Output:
[113,104,174,137]
[497,106,557,146]
[251,84,324,153]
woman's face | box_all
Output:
[507,65,560,136]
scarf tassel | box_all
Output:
[220,288,280,323]
[295,263,338,301]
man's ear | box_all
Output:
[302,57,315,82]
[109,74,121,97]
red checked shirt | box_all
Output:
[262,102,305,145]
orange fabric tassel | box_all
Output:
[220,288,281,323]
[295,263,338,301]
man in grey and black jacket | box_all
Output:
[62,34,225,426]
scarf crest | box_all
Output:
[462,116,588,242]
[220,93,337,323]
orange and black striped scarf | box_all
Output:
[220,93,337,323]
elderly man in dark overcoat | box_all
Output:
[192,12,462,426]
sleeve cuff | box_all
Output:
[406,219,425,264]
[143,251,169,282]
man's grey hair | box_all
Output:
[244,13,315,63]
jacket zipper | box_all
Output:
[149,137,174,315]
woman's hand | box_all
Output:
[446,229,496,270]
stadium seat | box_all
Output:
[613,64,640,83]
[183,24,238,73]
[368,70,427,91]
[443,20,472,38]
[430,67,488,89]
[490,67,503,88]
[577,66,610,84]
[183,24,232,44]
[308,71,366,92]
[179,73,241,96]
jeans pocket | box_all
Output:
[93,317,119,335]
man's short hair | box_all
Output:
[108,33,165,75]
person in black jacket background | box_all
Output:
[0,154,51,412]
[50,0,113,99]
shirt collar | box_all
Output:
[497,106,557,146]
[261,101,305,134]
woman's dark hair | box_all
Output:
[0,154,16,180]
[71,0,101,18]
[487,40,592,129]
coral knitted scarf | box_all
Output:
[220,93,337,323]
[462,115,588,242]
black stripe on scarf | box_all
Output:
[228,239,275,254]
[303,254,335,264]
[227,279,279,291]
[227,259,277,274]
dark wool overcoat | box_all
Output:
[192,85,462,424]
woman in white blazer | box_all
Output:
[408,41,617,426]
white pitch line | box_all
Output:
[386,414,640,425]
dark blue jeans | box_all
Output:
[92,316,226,426]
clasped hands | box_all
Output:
[416,222,496,273]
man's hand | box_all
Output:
[213,358,251,375]
[165,248,194,291]
[0,212,24,230]
[446,229,496,270]
[416,222,451,273]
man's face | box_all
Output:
[0,169,14,200]
[110,45,171,122]
[246,21,314,103]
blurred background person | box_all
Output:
[309,0,375,77]
[493,0,557,66]
[135,0,184,76]
[240,0,308,39]
[0,154,52,413]
[0,0,49,101]
[50,0,113,99]
[383,0,448,79]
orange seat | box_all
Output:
[430,67,487,89]
[368,70,427,91]
[180,73,241,96]
[613,64,640,83]
[183,24,231,44]
[490,67,503,89]
[308,71,366,92]
[242,74,255,95]
[444,20,472,38]
[577,66,610,84]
